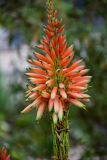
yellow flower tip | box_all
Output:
[36,116,40,121]
[49,107,52,112]
[36,117,40,121]
[54,97,59,113]
[53,113,58,124]
[81,105,88,112]
[71,44,74,49]
[32,88,36,92]
[21,104,33,114]
[21,110,25,114]
[51,87,58,100]
[78,59,83,63]
[21,108,29,114]
[58,101,63,121]
[59,116,63,122]
[41,91,50,98]
[58,112,63,121]
[46,79,54,87]
[25,98,29,102]
[36,103,45,120]
[24,73,28,76]
[59,83,65,89]
[59,89,67,99]
[49,99,54,112]
[82,94,91,98]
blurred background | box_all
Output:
[0,0,107,159]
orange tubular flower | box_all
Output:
[21,0,91,123]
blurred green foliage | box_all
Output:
[0,0,107,159]
[0,74,53,159]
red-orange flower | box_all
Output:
[21,0,91,123]
[0,148,10,160]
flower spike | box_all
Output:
[22,0,91,123]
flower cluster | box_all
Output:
[0,148,10,160]
[21,0,91,123]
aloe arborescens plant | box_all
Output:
[21,0,91,159]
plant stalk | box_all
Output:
[52,111,69,160]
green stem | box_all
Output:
[52,111,69,160]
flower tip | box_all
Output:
[53,114,58,124]
[36,113,42,121]
[87,69,90,72]
[71,44,74,48]
[54,97,59,113]
[59,115,63,122]
[85,95,91,98]
[36,103,45,120]
[21,110,25,114]
[32,88,35,92]
[49,107,52,112]
[89,76,92,79]
[51,95,54,100]
[21,105,33,114]
[25,98,29,102]
[49,99,54,112]
[51,87,58,100]
[36,116,40,121]
[24,73,28,76]
[79,59,83,63]
[46,79,54,87]
[59,89,67,99]
[51,96,55,100]
[54,107,58,113]
[81,105,87,111]
[59,83,65,89]
[64,95,67,99]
